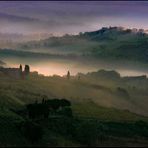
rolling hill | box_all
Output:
[0,70,148,146]
[16,26,148,63]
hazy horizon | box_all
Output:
[0,1,148,77]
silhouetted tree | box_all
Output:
[42,95,48,104]
[27,104,37,119]
[67,71,70,80]
[45,99,71,111]
[19,64,22,71]
[60,99,71,107]
[125,29,132,33]
[59,107,73,117]
[45,99,61,111]
[27,103,49,119]
[79,32,83,36]
[42,98,45,104]
[19,64,23,78]
[42,95,48,100]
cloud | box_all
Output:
[0,12,41,23]
[0,1,147,34]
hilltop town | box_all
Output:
[0,64,30,79]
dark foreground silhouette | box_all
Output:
[11,98,148,146]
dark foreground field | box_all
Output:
[0,70,148,147]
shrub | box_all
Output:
[60,99,71,107]
[26,103,49,119]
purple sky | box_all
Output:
[0,1,147,35]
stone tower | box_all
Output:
[24,65,30,76]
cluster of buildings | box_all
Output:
[0,64,30,79]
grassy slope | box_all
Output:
[0,108,28,147]
[0,73,148,146]
[0,73,148,119]
[0,107,78,147]
[72,101,148,122]
[3,104,146,147]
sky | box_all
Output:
[0,1,147,35]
